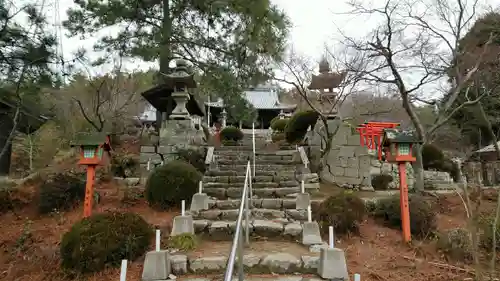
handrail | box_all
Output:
[252,122,256,178]
[223,161,251,281]
[298,146,309,169]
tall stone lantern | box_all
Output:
[168,60,194,120]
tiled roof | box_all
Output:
[206,90,296,110]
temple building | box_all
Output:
[205,83,296,129]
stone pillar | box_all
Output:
[221,109,227,128]
[170,90,190,120]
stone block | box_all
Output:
[381,163,393,174]
[140,146,156,153]
[296,193,310,210]
[336,156,348,168]
[354,145,368,156]
[334,176,362,185]
[338,146,355,158]
[347,134,361,146]
[347,157,358,168]
[253,220,284,237]
[171,215,194,236]
[304,182,320,190]
[190,193,209,212]
[284,223,303,237]
[235,254,262,269]
[261,198,283,209]
[301,255,320,271]
[170,254,187,275]
[208,221,233,240]
[189,256,227,273]
[332,167,344,177]
[318,248,349,280]
[260,253,301,274]
[142,250,171,281]
[302,221,322,245]
[358,156,371,170]
[344,168,359,178]
[140,153,161,164]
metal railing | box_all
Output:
[223,161,252,281]
[252,122,256,178]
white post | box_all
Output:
[207,97,211,127]
[181,200,185,216]
[198,181,203,194]
[147,159,151,171]
[307,205,312,222]
[252,122,256,177]
[301,180,305,194]
[155,229,161,251]
[354,273,361,281]
[120,260,127,281]
[329,226,334,248]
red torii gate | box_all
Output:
[356,121,400,160]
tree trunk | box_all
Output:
[413,143,425,191]
[155,0,172,131]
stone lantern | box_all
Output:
[221,108,227,128]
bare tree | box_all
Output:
[273,47,366,172]
[340,0,494,190]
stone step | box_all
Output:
[216,145,297,151]
[204,187,300,199]
[208,198,296,210]
[203,181,298,189]
[204,175,297,184]
[193,219,304,241]
[216,164,297,172]
[192,208,308,222]
[215,154,295,162]
[215,150,296,156]
[205,170,296,177]
[216,159,300,165]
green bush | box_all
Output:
[478,215,500,251]
[284,110,319,144]
[145,160,202,209]
[421,144,445,170]
[372,195,437,238]
[174,148,206,174]
[167,233,198,251]
[315,192,366,235]
[60,212,152,273]
[220,126,244,142]
[270,118,289,132]
[271,132,285,143]
[111,152,139,178]
[371,174,393,190]
[436,228,473,262]
[38,172,86,214]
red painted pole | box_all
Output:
[398,162,411,242]
[83,165,96,218]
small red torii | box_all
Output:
[356,121,399,160]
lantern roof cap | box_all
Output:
[382,129,421,144]
[70,132,111,149]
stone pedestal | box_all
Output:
[318,248,349,280]
[302,221,322,245]
[171,215,194,236]
[190,193,209,212]
[158,119,204,162]
[170,91,190,120]
[142,250,171,281]
[296,193,310,210]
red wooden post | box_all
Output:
[83,165,96,218]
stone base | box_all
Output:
[142,250,171,281]
[296,193,310,210]
[171,215,194,236]
[318,248,348,280]
[190,193,209,212]
[302,221,322,245]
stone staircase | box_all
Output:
[190,141,310,241]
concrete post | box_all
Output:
[171,215,194,236]
[190,193,209,212]
[301,221,322,245]
[141,250,171,281]
[296,193,310,210]
[317,248,349,280]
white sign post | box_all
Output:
[181,200,185,216]
[155,229,161,252]
[120,260,128,281]
[354,273,361,281]
[198,181,203,194]
[307,205,312,222]
[301,180,305,193]
[329,226,334,248]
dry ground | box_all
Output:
[0,181,498,281]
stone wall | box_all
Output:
[463,161,500,186]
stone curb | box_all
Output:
[169,252,321,275]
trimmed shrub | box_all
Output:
[38,172,86,214]
[174,148,206,173]
[167,233,198,251]
[372,195,437,238]
[145,160,202,209]
[111,153,139,178]
[60,212,152,273]
[371,174,393,190]
[436,228,473,262]
[271,132,286,143]
[220,126,244,142]
[315,192,366,235]
[285,110,319,144]
[270,118,289,132]
[421,144,445,170]
[478,215,500,251]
